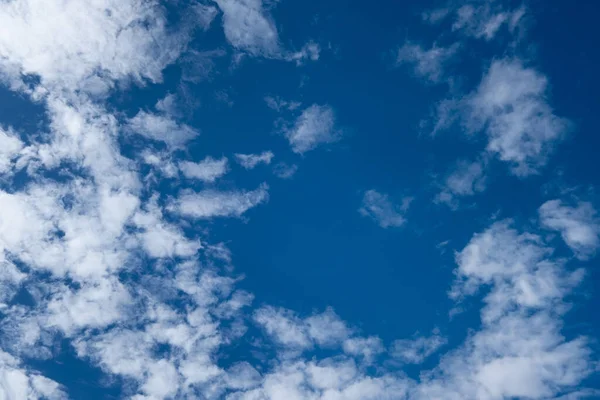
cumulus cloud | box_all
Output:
[213,0,280,56]
[128,111,199,148]
[359,190,411,228]
[284,104,341,153]
[391,332,447,364]
[539,200,600,259]
[169,184,269,219]
[0,0,197,92]
[179,156,229,182]
[234,151,274,169]
[397,42,459,83]
[435,59,570,176]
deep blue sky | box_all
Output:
[0,0,599,399]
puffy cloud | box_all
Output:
[539,200,600,259]
[284,105,341,154]
[359,190,411,228]
[396,43,459,83]
[234,151,274,169]
[179,156,229,182]
[0,0,197,92]
[436,59,570,176]
[128,111,199,148]
[0,127,23,175]
[169,184,269,219]
[213,0,280,56]
[391,332,447,364]
[0,351,65,400]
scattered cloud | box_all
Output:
[272,162,298,179]
[284,104,341,153]
[179,156,229,182]
[359,190,411,228]
[265,96,302,112]
[397,42,459,83]
[436,159,486,207]
[391,331,447,364]
[169,184,269,219]
[234,151,274,169]
[539,200,600,259]
[128,111,199,148]
[452,3,526,41]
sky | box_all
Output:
[0,0,599,399]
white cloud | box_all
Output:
[265,96,302,112]
[0,0,196,92]
[0,350,66,400]
[272,162,298,179]
[179,156,229,182]
[284,104,341,153]
[213,0,280,56]
[169,184,269,219]
[391,332,447,364]
[452,3,526,40]
[539,200,600,259]
[437,59,570,176]
[397,43,459,83]
[359,190,410,228]
[0,127,23,175]
[234,151,274,169]
[436,159,486,207]
[128,111,199,148]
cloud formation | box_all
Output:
[284,104,341,154]
[359,190,411,228]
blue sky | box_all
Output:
[0,0,599,399]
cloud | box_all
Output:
[179,156,229,182]
[539,200,600,259]
[284,104,341,153]
[128,111,199,148]
[213,0,280,56]
[0,127,24,175]
[0,351,66,399]
[234,151,274,169]
[435,59,570,176]
[359,190,411,228]
[436,159,486,207]
[265,96,302,112]
[396,43,459,83]
[169,184,269,219]
[391,332,447,364]
[272,162,298,179]
[0,0,198,92]
[452,3,526,40]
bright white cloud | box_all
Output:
[359,190,410,228]
[234,151,274,169]
[179,156,229,182]
[213,0,280,56]
[128,111,199,148]
[397,43,459,83]
[0,0,196,92]
[539,200,600,259]
[169,184,269,219]
[284,104,341,153]
[437,59,570,176]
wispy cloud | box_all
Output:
[284,104,341,154]
[234,151,274,169]
[179,156,229,182]
[396,42,459,83]
[539,200,600,259]
[169,184,269,219]
[436,159,486,208]
[359,190,411,228]
[128,111,199,148]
